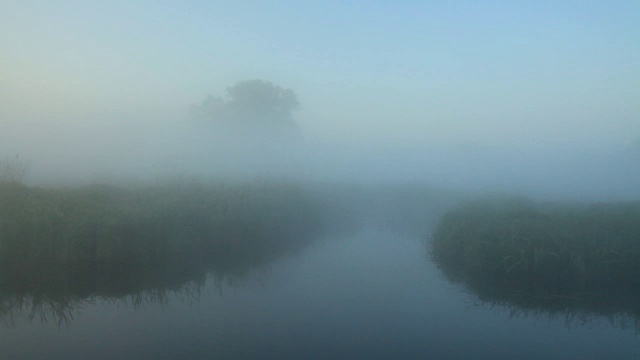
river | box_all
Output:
[1,225,638,359]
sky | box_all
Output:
[1,0,639,150]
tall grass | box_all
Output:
[0,154,29,184]
[430,197,640,326]
[0,180,336,324]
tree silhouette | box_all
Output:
[190,80,299,135]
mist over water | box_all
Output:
[1,1,640,359]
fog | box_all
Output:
[2,4,640,359]
[1,110,638,202]
[2,2,638,201]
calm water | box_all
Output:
[1,225,638,359]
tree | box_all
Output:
[190,80,300,135]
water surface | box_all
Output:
[1,226,638,359]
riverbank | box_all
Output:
[430,198,640,319]
[0,181,335,299]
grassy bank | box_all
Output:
[430,197,640,322]
[0,180,334,301]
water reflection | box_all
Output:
[0,236,309,328]
[0,279,204,328]
[445,271,640,332]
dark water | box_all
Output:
[1,226,638,360]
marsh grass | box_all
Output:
[0,155,29,184]
[0,180,333,325]
[430,197,640,327]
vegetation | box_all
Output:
[0,180,338,325]
[0,154,29,184]
[430,197,640,326]
[189,79,299,134]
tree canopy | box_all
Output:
[190,80,300,135]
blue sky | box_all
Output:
[1,0,638,148]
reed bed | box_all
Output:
[430,197,640,322]
[0,180,332,302]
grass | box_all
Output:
[0,180,338,324]
[0,168,471,326]
[0,155,29,184]
[430,197,640,326]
